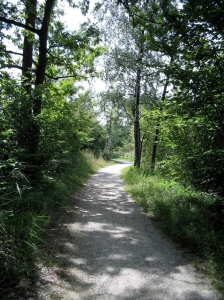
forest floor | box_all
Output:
[36,163,223,300]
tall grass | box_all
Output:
[84,150,115,171]
[122,166,224,292]
[0,151,111,298]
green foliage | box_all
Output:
[0,0,108,296]
[122,166,224,288]
[140,107,165,170]
[0,74,109,295]
[116,0,224,194]
[99,90,133,160]
[160,104,224,193]
[40,81,80,163]
[160,0,224,194]
[112,142,134,160]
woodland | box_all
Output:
[0,0,224,296]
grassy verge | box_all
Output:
[122,166,224,293]
[0,152,113,298]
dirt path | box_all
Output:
[38,164,222,300]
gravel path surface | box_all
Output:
[38,163,222,300]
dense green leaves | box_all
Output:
[160,0,224,193]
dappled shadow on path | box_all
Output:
[38,164,221,300]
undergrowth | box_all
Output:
[0,151,111,298]
[122,166,224,293]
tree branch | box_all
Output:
[1,50,38,66]
[4,50,23,57]
[0,16,40,35]
[0,64,37,71]
[0,64,23,70]
[45,73,87,80]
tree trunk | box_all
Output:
[19,0,38,167]
[22,0,37,85]
[134,67,141,168]
[134,32,144,168]
[28,0,55,166]
[151,121,159,168]
[35,0,56,92]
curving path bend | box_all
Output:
[38,163,222,300]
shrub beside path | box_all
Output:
[38,163,222,300]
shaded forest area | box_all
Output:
[1,0,224,296]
